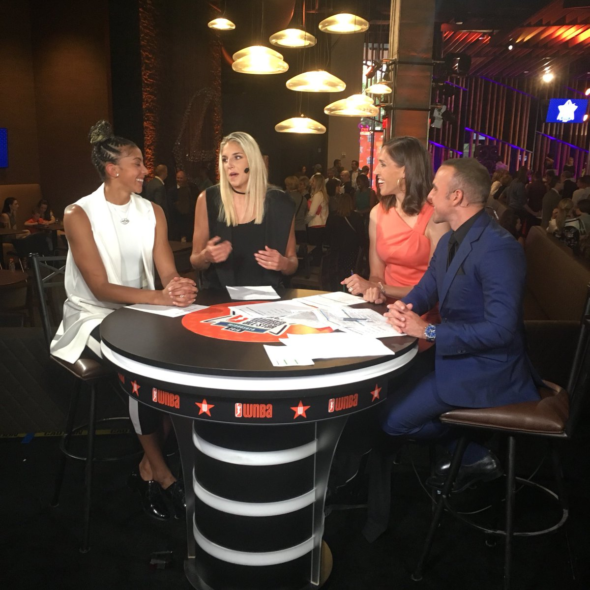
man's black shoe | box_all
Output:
[325,480,368,516]
[163,480,186,520]
[426,452,503,494]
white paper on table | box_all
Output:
[127,303,208,317]
[229,300,310,318]
[323,308,406,338]
[264,345,314,367]
[280,332,395,360]
[296,291,365,310]
[226,285,280,300]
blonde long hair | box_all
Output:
[310,173,329,209]
[219,131,267,226]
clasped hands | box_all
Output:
[384,300,428,338]
[341,274,385,304]
[204,236,286,272]
[163,277,198,307]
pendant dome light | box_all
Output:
[365,82,392,95]
[208,18,236,31]
[270,29,317,48]
[275,115,326,134]
[270,0,316,48]
[286,70,346,93]
[324,94,379,117]
[318,13,369,34]
[232,46,289,75]
[208,1,235,31]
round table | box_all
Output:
[100,288,418,590]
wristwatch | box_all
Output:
[424,324,436,342]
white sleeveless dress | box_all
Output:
[50,184,156,363]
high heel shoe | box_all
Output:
[128,471,170,520]
[162,480,186,520]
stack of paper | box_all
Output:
[320,307,406,338]
[280,333,395,360]
[128,303,208,317]
[226,286,280,300]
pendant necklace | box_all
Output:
[108,200,131,225]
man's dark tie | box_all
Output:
[447,234,458,269]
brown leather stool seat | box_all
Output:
[52,355,114,381]
[441,382,569,436]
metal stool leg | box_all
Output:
[504,436,516,590]
[412,436,468,582]
[80,382,97,554]
[51,380,81,507]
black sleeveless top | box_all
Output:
[203,185,295,289]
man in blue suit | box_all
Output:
[384,157,540,489]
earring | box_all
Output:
[397,178,405,189]
[116,173,119,177]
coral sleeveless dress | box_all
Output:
[375,201,440,325]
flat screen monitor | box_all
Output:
[0,129,7,168]
[546,98,588,123]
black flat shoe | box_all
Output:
[426,452,503,494]
[129,472,170,520]
[162,480,186,520]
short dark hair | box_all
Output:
[155,164,167,177]
[356,174,370,190]
[380,136,432,215]
[577,199,590,214]
[440,158,491,205]
[561,170,573,179]
[89,120,138,181]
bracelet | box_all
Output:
[378,282,387,295]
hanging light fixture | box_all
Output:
[208,1,235,31]
[324,94,379,117]
[270,0,316,48]
[286,70,346,92]
[318,13,369,34]
[275,115,326,134]
[208,17,235,30]
[365,82,392,95]
[232,46,289,75]
[270,28,317,48]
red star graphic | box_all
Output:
[370,384,382,402]
[131,380,140,396]
[196,399,214,416]
[291,400,310,419]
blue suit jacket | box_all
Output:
[403,212,540,408]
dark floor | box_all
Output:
[2,432,590,590]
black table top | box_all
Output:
[100,288,417,379]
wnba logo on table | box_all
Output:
[235,403,273,418]
[152,388,180,409]
[328,394,358,413]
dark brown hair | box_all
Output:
[440,158,491,205]
[89,120,138,181]
[334,194,354,217]
[379,136,432,215]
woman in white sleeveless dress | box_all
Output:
[51,121,197,520]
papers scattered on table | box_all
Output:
[127,303,208,317]
[295,291,364,309]
[320,307,406,338]
[226,285,280,300]
[280,333,395,360]
[263,345,314,367]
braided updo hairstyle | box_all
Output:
[89,120,138,181]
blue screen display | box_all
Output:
[546,98,588,123]
[0,129,7,168]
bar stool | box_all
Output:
[412,314,590,590]
[31,254,141,553]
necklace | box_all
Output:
[107,200,132,225]
[233,189,247,195]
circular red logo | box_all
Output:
[182,301,333,343]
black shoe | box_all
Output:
[129,472,170,520]
[163,480,186,520]
[426,452,503,494]
[325,479,368,516]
